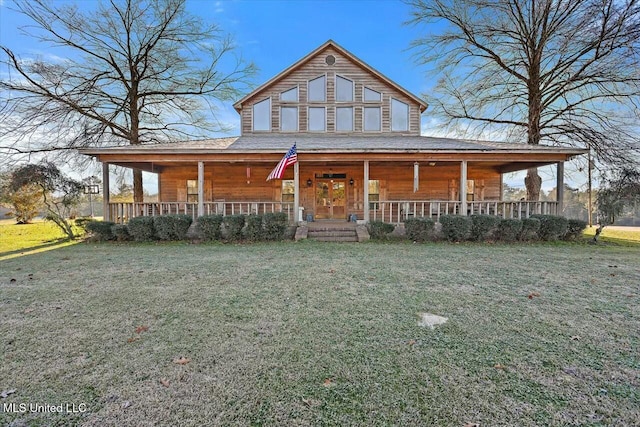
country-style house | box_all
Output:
[81,40,585,225]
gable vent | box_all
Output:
[325,55,336,65]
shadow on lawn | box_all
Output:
[0,238,79,260]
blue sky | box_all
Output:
[0,0,584,191]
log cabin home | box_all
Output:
[81,40,586,225]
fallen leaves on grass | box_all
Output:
[570,336,581,341]
[494,364,506,370]
[127,337,139,343]
[322,378,334,387]
[418,313,448,329]
[1,389,16,398]
[173,356,190,365]
[9,278,16,283]
[302,397,321,407]
[408,339,417,346]
[527,292,540,299]
[463,423,480,427]
[160,378,170,388]
[121,401,131,409]
[135,325,149,334]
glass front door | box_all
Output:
[315,180,346,219]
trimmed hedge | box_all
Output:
[520,217,541,241]
[127,216,156,241]
[530,214,568,241]
[197,215,223,241]
[404,218,435,242]
[111,224,131,241]
[85,221,115,241]
[223,215,245,242]
[470,215,500,241]
[496,219,522,242]
[245,215,265,241]
[564,219,588,240]
[172,214,193,240]
[153,215,176,240]
[263,212,288,241]
[367,221,395,240]
[440,215,472,242]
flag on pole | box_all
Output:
[266,143,297,181]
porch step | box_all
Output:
[307,227,359,242]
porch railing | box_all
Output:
[108,202,294,224]
[373,200,559,224]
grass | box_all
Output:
[0,238,638,426]
[0,219,81,261]
[583,225,640,246]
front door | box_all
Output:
[315,180,346,219]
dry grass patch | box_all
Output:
[0,241,638,426]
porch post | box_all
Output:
[294,161,300,224]
[557,161,564,215]
[364,160,370,223]
[102,162,110,221]
[197,161,204,218]
[460,160,468,215]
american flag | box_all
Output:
[266,143,297,181]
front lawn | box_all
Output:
[0,241,638,426]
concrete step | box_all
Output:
[308,230,357,237]
[309,235,359,242]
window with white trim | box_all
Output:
[280,106,298,131]
[282,180,295,202]
[187,180,198,203]
[308,76,326,102]
[363,107,381,132]
[308,107,325,131]
[252,98,271,131]
[336,107,353,131]
[336,75,353,102]
[281,86,298,102]
[391,98,409,132]
[364,87,381,102]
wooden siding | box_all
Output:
[158,162,501,221]
[240,45,422,137]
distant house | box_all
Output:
[81,40,585,224]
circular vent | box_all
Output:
[325,55,336,65]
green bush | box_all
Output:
[223,215,245,242]
[172,214,193,240]
[153,215,175,240]
[85,220,115,241]
[470,215,501,241]
[496,219,522,242]
[263,212,288,241]
[127,216,156,241]
[530,214,568,241]
[439,215,472,242]
[564,219,588,240]
[404,218,435,242]
[111,224,130,241]
[367,221,395,240]
[519,217,541,241]
[197,215,223,241]
[245,215,265,241]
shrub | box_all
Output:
[223,215,245,242]
[530,214,568,241]
[519,217,541,241]
[153,215,175,240]
[404,217,435,242]
[172,214,193,240]
[85,220,115,241]
[127,216,156,241]
[111,224,130,241]
[263,212,288,241]
[564,219,588,240]
[367,221,395,240]
[439,215,472,242]
[470,214,501,241]
[197,215,223,241]
[245,215,265,241]
[496,219,522,242]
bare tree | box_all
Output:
[407,0,640,200]
[0,0,256,202]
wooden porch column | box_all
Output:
[363,160,370,223]
[102,162,110,221]
[197,161,204,218]
[294,162,300,223]
[557,162,564,215]
[460,160,468,215]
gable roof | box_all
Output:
[232,39,428,113]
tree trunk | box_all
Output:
[133,169,143,203]
[525,168,542,201]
